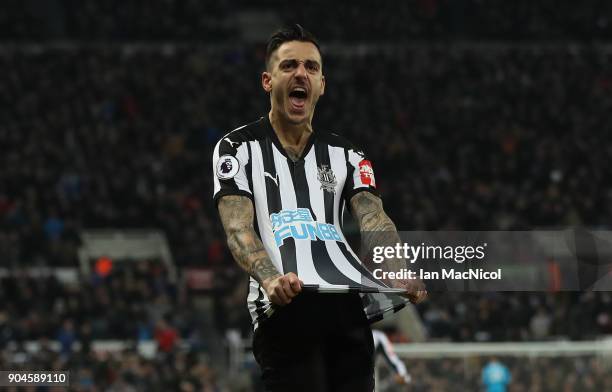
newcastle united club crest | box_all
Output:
[317,164,337,194]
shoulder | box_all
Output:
[317,130,371,167]
[317,130,358,150]
[215,117,268,149]
[371,330,385,345]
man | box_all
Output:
[372,330,411,386]
[213,24,426,392]
[481,357,511,392]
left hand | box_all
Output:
[391,278,427,304]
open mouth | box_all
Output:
[289,87,308,110]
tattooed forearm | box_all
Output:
[218,195,281,284]
[350,192,398,232]
[350,192,427,298]
[350,192,404,271]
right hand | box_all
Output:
[262,272,303,306]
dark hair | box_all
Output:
[265,24,321,69]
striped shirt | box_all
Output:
[213,116,406,328]
[373,330,411,384]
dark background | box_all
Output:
[1,1,612,391]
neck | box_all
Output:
[268,110,313,145]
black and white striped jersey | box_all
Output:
[373,330,411,384]
[213,116,406,329]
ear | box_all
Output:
[320,75,325,96]
[262,71,272,93]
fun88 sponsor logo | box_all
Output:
[270,208,341,247]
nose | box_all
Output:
[294,62,308,79]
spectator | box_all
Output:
[155,316,179,354]
[530,306,552,339]
[482,357,512,392]
[56,319,76,355]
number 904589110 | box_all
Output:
[2,371,69,386]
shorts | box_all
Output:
[252,292,374,392]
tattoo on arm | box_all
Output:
[350,192,404,271]
[350,192,397,232]
[218,195,281,283]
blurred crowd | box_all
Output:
[419,291,612,342]
[0,261,207,344]
[2,43,611,342]
[0,262,237,391]
[0,47,261,267]
[2,45,611,267]
[1,346,223,391]
[2,13,612,389]
[322,47,612,231]
[2,0,237,42]
[390,356,612,392]
[3,0,612,41]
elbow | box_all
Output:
[224,227,240,249]
[361,211,397,232]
